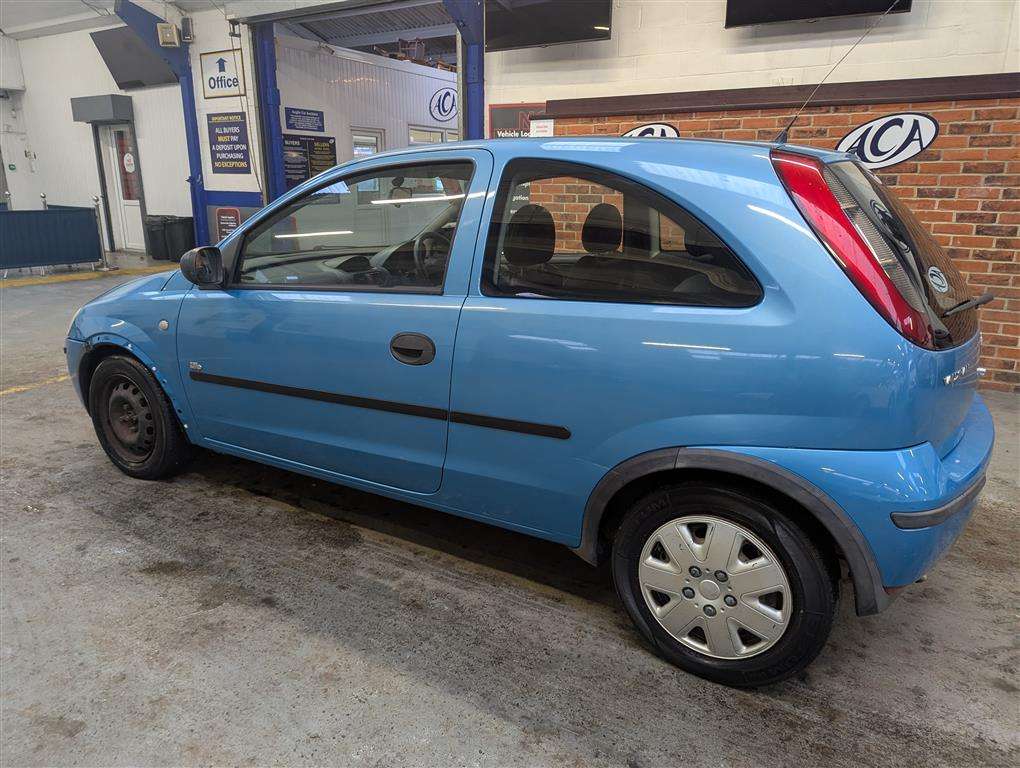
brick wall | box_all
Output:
[553,98,1020,392]
[528,178,624,252]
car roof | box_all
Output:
[355,136,851,166]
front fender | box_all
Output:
[66,274,196,433]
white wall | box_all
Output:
[275,34,458,165]
[14,23,191,215]
[486,0,1020,105]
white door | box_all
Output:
[101,125,145,251]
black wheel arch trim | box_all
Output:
[573,447,890,617]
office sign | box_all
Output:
[200,49,245,99]
[285,107,325,132]
[836,113,939,170]
[429,87,457,122]
[207,113,251,174]
[283,134,337,189]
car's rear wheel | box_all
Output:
[611,483,837,687]
[88,355,192,480]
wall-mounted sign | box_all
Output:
[530,119,554,137]
[122,152,135,173]
[215,207,241,240]
[429,87,457,122]
[285,107,325,133]
[836,113,938,170]
[200,49,245,99]
[622,123,680,138]
[489,103,544,138]
[283,134,337,190]
[206,112,251,174]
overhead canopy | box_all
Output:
[70,94,134,124]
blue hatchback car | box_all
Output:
[67,138,993,687]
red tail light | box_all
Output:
[771,149,932,348]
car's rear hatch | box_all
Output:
[771,150,984,454]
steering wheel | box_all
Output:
[412,230,451,281]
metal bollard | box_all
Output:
[92,195,117,272]
[40,192,47,210]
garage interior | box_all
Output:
[2,1,1019,766]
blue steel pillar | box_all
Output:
[114,0,209,245]
[442,0,484,140]
[252,23,287,202]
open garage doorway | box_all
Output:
[252,1,463,196]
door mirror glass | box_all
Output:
[180,246,224,288]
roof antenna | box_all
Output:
[775,0,903,144]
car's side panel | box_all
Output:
[442,147,931,542]
[175,148,494,495]
[179,291,464,494]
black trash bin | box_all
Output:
[144,215,169,260]
[163,216,195,262]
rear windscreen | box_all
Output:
[830,161,978,348]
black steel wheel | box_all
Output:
[88,355,192,479]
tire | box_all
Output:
[88,354,192,480]
[611,483,837,688]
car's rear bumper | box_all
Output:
[725,395,994,596]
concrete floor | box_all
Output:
[2,276,1018,767]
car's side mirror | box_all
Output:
[180,246,224,288]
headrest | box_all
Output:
[581,203,622,254]
[504,204,555,267]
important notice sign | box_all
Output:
[283,134,337,189]
[207,113,251,174]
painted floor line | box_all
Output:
[0,374,71,396]
[1,265,176,289]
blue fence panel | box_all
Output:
[0,207,102,269]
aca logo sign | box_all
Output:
[429,87,457,122]
[622,123,680,138]
[836,113,938,170]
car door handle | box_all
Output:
[390,333,436,365]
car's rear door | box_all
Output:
[177,148,493,494]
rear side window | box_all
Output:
[482,160,761,307]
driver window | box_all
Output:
[237,161,474,290]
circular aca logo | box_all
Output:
[622,123,680,138]
[429,88,457,122]
[927,266,949,294]
[836,113,939,170]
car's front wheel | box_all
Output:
[88,354,192,480]
[611,483,837,687]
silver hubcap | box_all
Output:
[638,515,791,659]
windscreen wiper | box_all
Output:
[941,291,995,318]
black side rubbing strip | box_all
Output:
[451,411,571,440]
[190,371,448,421]
[189,371,570,440]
